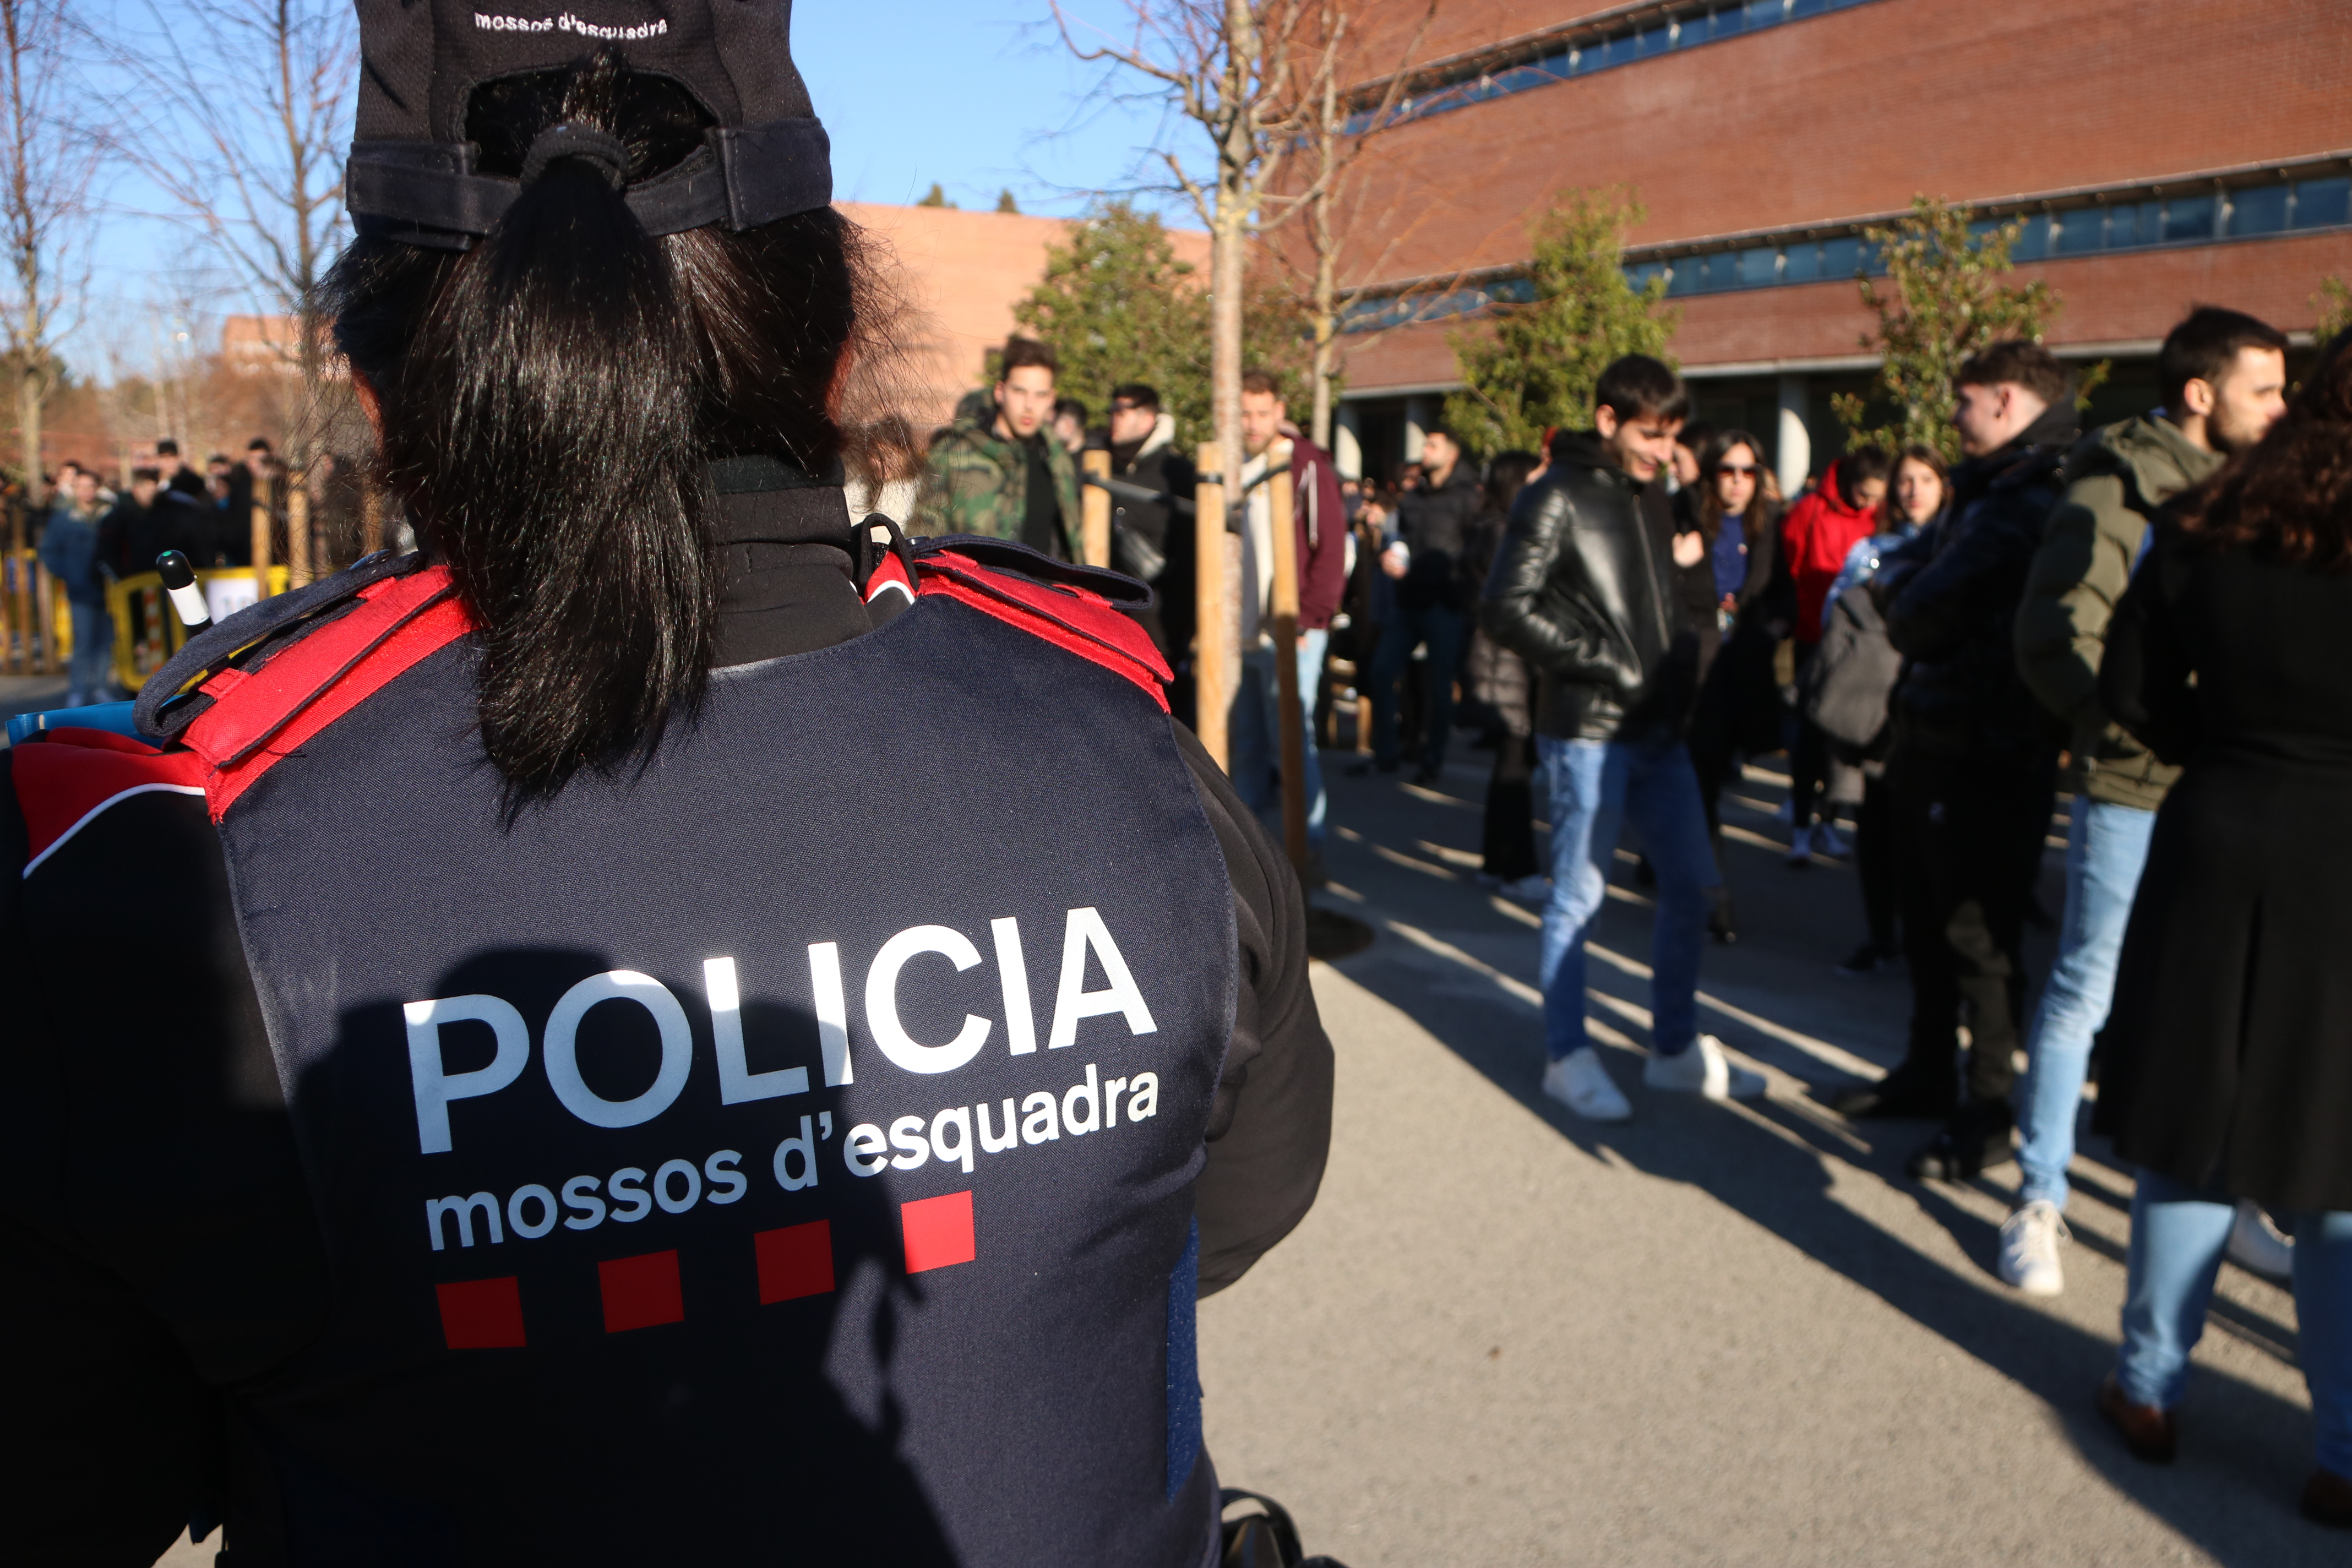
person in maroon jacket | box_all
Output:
[1231,369,1347,861]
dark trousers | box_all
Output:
[1369,604,1468,770]
[1482,732,1540,880]
[1789,643,1832,828]
[1890,744,2051,1106]
[1854,771,1897,955]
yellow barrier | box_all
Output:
[106,566,289,692]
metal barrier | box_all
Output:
[105,565,289,692]
[3,547,61,677]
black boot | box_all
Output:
[1905,1099,2017,1180]
[1831,1059,1958,1120]
[1708,886,1736,945]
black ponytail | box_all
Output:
[324,52,873,814]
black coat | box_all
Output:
[1479,433,1695,741]
[1395,463,1484,612]
[2097,520,2352,1212]
[1880,410,2074,757]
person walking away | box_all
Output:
[1,26,1332,1565]
[1819,443,1947,976]
[1999,307,2290,1297]
[1778,447,1891,861]
[1229,371,1347,861]
[1682,429,1793,942]
[36,467,114,706]
[1103,383,1194,657]
[916,336,1080,559]
[1358,426,1481,785]
[1483,355,1763,1120]
[1461,450,1545,898]
[2090,329,2352,1527]
[1833,343,2073,1185]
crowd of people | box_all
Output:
[17,438,367,707]
[896,308,2352,1528]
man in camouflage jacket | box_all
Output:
[917,337,1081,558]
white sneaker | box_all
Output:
[1643,1034,1766,1100]
[1784,825,1814,865]
[1542,1047,1632,1121]
[1998,1199,2068,1296]
[2226,1199,2295,1280]
[1812,820,1852,858]
[1496,873,1550,905]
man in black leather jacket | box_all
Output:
[1834,342,2072,1184]
[1482,356,1765,1122]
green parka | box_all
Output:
[914,409,1081,558]
[2013,414,2221,809]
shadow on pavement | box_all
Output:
[1331,941,2329,1567]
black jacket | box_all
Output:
[1395,462,1483,612]
[1879,407,2075,757]
[1479,433,1696,741]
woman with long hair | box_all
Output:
[1819,440,1947,976]
[0,12,1330,1563]
[1683,427,1793,942]
[2093,331,2352,1525]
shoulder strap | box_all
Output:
[177,566,476,819]
[868,537,1172,711]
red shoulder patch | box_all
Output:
[182,566,476,819]
[12,728,209,876]
[884,551,1172,711]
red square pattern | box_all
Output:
[437,1276,526,1349]
[901,1190,976,1273]
[598,1249,685,1333]
[754,1219,836,1304]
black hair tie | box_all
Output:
[518,123,631,190]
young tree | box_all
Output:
[2317,275,2351,344]
[0,0,96,505]
[1831,197,2101,461]
[1445,189,1676,455]
[1282,0,1435,450]
[994,188,1022,215]
[917,183,955,209]
[103,0,356,448]
[1012,198,1310,444]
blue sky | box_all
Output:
[73,1,1194,378]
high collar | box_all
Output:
[704,470,880,669]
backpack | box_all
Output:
[1801,581,1904,761]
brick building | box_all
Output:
[1325,0,2350,490]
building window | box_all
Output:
[2296,176,2352,228]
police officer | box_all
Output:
[0,6,1332,1564]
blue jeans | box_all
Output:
[1369,605,1467,771]
[66,599,113,706]
[2015,797,2158,1208]
[1229,628,1328,847]
[1536,732,1717,1063]
[2117,1169,2352,1474]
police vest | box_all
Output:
[34,542,1234,1565]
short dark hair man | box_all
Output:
[1838,340,2080,1179]
[155,438,206,499]
[916,337,1079,557]
[1353,420,1482,786]
[1998,307,2289,1296]
[1483,353,1762,1120]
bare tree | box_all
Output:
[0,0,96,507]
[102,0,355,448]
[1287,0,1433,450]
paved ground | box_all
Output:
[135,739,2326,1566]
[1197,747,2325,1567]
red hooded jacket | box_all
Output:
[1779,459,1884,645]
